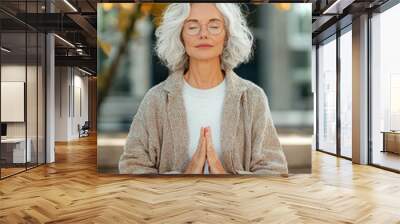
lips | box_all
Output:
[195,44,213,48]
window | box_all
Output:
[317,36,337,154]
[370,3,400,171]
[339,29,352,158]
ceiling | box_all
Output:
[0,0,97,74]
[311,0,390,43]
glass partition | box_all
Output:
[38,31,45,165]
[0,0,46,179]
[1,30,28,177]
[27,30,38,169]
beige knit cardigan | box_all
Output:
[118,69,289,175]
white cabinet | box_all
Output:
[1,138,32,163]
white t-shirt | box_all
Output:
[182,77,226,174]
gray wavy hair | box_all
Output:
[154,3,254,72]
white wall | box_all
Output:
[55,66,68,141]
[1,63,46,164]
[54,67,89,141]
[1,65,38,138]
[1,66,26,130]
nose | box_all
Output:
[199,24,208,39]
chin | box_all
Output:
[190,52,220,61]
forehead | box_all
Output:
[186,3,224,21]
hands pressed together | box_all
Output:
[184,126,227,174]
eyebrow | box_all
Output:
[184,18,223,23]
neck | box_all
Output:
[184,57,225,89]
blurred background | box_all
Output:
[97,3,312,173]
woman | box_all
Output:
[119,3,289,175]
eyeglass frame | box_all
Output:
[182,18,225,36]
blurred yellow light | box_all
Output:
[276,3,291,11]
[140,3,153,16]
[97,38,112,56]
[102,3,113,11]
[120,3,134,11]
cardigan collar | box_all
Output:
[163,68,249,174]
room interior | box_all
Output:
[0,0,399,223]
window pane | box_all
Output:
[371,4,400,171]
[318,37,337,154]
[340,29,352,158]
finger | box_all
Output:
[206,145,218,166]
[197,127,204,146]
[206,127,213,145]
[200,135,207,157]
[206,128,213,153]
[208,127,212,139]
[194,127,204,155]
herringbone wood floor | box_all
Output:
[1,134,400,224]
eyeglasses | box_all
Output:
[183,20,224,36]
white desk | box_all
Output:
[1,138,31,163]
